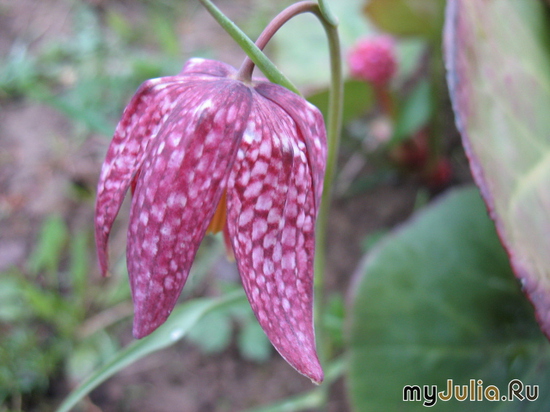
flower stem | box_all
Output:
[317,0,339,27]
[236,1,320,84]
[312,8,343,367]
[374,85,395,118]
[198,0,300,94]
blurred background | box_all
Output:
[2,0,549,411]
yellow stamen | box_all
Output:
[222,225,235,262]
[206,190,227,234]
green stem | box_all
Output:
[317,0,339,27]
[198,0,299,94]
[237,1,320,83]
[313,10,343,367]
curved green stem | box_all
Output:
[312,7,343,367]
[237,1,319,83]
[198,0,299,94]
[317,0,340,27]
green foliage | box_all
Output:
[322,293,346,352]
[56,291,247,412]
[364,0,446,40]
[66,331,119,385]
[0,1,182,137]
[307,80,374,125]
[238,317,272,362]
[26,215,69,278]
[187,283,273,362]
[391,78,431,144]
[0,324,68,405]
[187,308,234,354]
[0,214,92,407]
[347,187,550,411]
[445,0,550,337]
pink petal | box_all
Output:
[127,80,252,338]
[254,82,327,210]
[180,57,237,78]
[226,94,324,384]
[95,77,191,275]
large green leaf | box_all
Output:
[364,0,446,40]
[56,291,246,412]
[445,1,550,336]
[347,187,550,411]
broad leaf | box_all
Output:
[347,187,550,411]
[445,0,550,336]
[364,0,446,40]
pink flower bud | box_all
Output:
[348,35,397,86]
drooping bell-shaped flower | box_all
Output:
[95,58,326,383]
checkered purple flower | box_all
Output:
[94,58,326,383]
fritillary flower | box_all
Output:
[95,58,326,383]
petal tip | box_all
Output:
[132,319,155,339]
[131,304,165,339]
[294,349,324,384]
[307,365,324,385]
[96,244,110,277]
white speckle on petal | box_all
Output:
[238,170,251,187]
[259,140,271,157]
[194,99,213,115]
[282,251,296,270]
[252,219,268,240]
[252,246,264,267]
[262,232,276,249]
[273,243,282,262]
[227,105,238,123]
[257,275,266,287]
[243,126,257,144]
[282,298,290,311]
[168,131,182,147]
[164,276,175,290]
[251,161,268,176]
[244,181,263,199]
[168,148,184,168]
[263,259,274,275]
[140,211,149,226]
[267,208,280,224]
[160,224,172,237]
[239,208,254,227]
[151,204,165,222]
